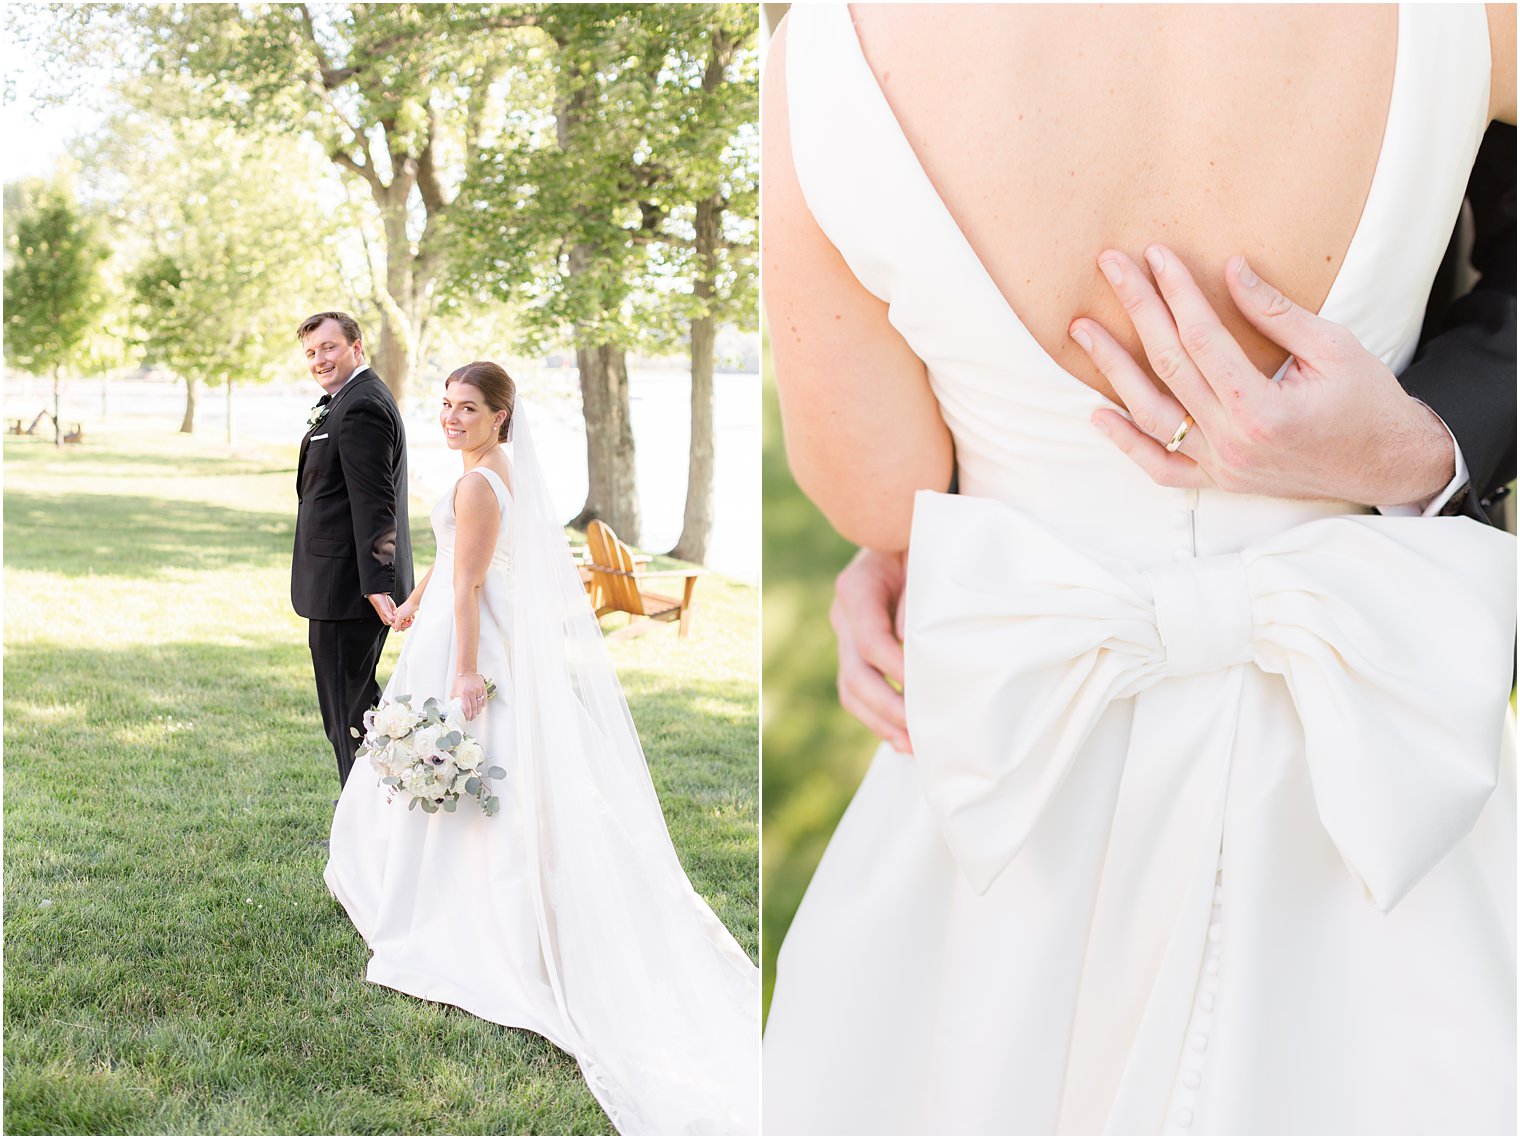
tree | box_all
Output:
[450,4,758,545]
[3,180,108,445]
[112,113,343,435]
[113,3,545,404]
[660,7,758,563]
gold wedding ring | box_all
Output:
[1164,414,1195,453]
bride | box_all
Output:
[324,362,759,1135]
[763,4,1515,1135]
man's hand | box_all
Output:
[830,548,911,754]
[367,592,398,626]
[391,597,418,631]
[1070,245,1455,508]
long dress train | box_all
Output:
[327,420,759,1136]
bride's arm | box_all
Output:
[763,18,953,553]
[392,566,433,630]
[449,475,500,719]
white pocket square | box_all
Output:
[311,433,330,441]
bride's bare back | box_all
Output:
[765,4,1515,548]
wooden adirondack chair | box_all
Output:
[585,519,702,639]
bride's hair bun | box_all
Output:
[445,361,516,441]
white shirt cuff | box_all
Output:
[1375,408,1468,517]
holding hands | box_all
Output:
[1070,245,1455,508]
[368,592,399,627]
[391,598,418,631]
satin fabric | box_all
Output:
[326,456,759,1135]
[764,4,1515,1134]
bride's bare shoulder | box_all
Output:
[761,7,953,552]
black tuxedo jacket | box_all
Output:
[1402,123,1516,522]
[291,368,415,621]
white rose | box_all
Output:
[455,740,484,771]
[375,703,415,740]
[412,723,443,755]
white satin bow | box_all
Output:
[904,491,1516,911]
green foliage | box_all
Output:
[3,180,108,378]
[110,113,340,391]
[4,424,757,1133]
[447,4,758,355]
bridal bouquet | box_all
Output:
[351,692,506,816]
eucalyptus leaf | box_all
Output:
[485,796,500,816]
[442,798,457,813]
[349,726,360,738]
[487,766,506,780]
[421,798,438,814]
[465,776,481,795]
[408,797,419,811]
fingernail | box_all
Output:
[1092,414,1111,436]
[1234,255,1258,287]
[1069,324,1093,352]
[1098,258,1123,286]
[1144,246,1165,275]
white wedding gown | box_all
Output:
[326,456,759,1135]
[764,5,1516,1135]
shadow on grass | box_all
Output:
[4,637,613,1136]
[4,636,752,1133]
[5,490,296,580]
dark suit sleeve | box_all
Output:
[336,397,402,597]
[1398,123,1516,522]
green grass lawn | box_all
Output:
[759,341,878,1019]
[3,427,758,1136]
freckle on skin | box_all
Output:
[834,314,842,320]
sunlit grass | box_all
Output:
[4,427,757,1135]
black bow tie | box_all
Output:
[316,394,331,407]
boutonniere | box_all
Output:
[307,398,331,431]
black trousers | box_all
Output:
[309,611,388,787]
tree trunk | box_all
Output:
[669,195,723,565]
[180,375,197,434]
[52,370,62,447]
[371,200,419,406]
[570,340,640,543]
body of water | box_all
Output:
[7,367,761,583]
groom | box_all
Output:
[291,311,414,787]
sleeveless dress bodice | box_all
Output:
[785,3,1492,566]
[430,466,514,576]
